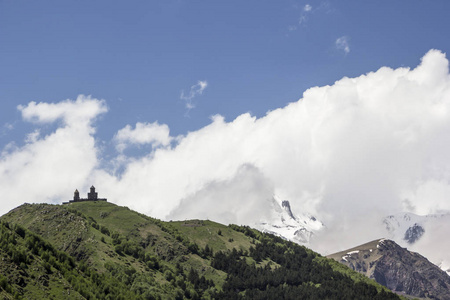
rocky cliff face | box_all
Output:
[328,239,450,299]
[403,223,425,244]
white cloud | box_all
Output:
[18,95,107,128]
[180,80,208,115]
[304,4,312,12]
[25,129,40,144]
[114,122,172,153]
[99,49,450,256]
[98,51,449,218]
[336,36,350,54]
[0,95,107,214]
[2,50,450,266]
[412,216,450,274]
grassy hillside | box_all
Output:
[0,201,402,299]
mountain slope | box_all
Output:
[328,239,450,299]
[0,201,401,299]
[0,218,143,299]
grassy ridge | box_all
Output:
[0,201,403,299]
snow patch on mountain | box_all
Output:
[254,195,324,244]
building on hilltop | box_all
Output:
[88,185,98,200]
[73,189,80,201]
[63,186,107,204]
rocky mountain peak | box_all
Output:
[403,223,425,244]
[255,196,324,244]
[281,200,295,220]
[328,239,450,299]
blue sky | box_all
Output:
[2,1,449,142]
[2,1,450,260]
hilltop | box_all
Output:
[0,201,401,299]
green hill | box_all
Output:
[0,201,402,299]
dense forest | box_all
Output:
[0,202,402,299]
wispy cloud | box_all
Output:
[1,123,14,137]
[298,4,313,26]
[0,95,107,214]
[180,80,208,116]
[287,2,331,33]
[336,36,350,54]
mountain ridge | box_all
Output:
[0,201,400,299]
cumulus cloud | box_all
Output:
[18,96,107,127]
[98,49,450,254]
[336,36,350,54]
[114,122,172,153]
[180,80,208,115]
[2,50,450,263]
[0,95,106,214]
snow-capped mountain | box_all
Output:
[383,212,450,275]
[383,212,450,245]
[255,196,324,244]
[253,198,450,276]
[383,212,428,244]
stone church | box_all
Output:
[64,186,107,204]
